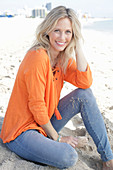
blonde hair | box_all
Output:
[32,6,83,73]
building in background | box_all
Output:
[32,2,52,18]
[0,2,52,18]
[46,2,52,11]
[32,7,46,18]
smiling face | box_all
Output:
[48,17,73,58]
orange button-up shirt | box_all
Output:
[0,49,92,143]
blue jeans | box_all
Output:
[6,88,113,169]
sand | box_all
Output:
[0,17,113,170]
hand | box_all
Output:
[74,39,88,72]
[60,136,88,149]
[60,136,78,148]
[75,39,84,55]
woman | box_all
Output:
[0,6,113,169]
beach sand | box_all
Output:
[0,17,113,170]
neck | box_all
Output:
[49,47,59,59]
[48,48,60,68]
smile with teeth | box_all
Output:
[56,41,66,46]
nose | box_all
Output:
[59,32,65,41]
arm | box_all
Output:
[64,40,92,88]
[41,121,78,148]
[41,121,58,140]
[75,40,87,72]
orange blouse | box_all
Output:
[0,49,92,143]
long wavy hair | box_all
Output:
[32,6,83,73]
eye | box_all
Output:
[54,29,60,32]
[66,30,72,34]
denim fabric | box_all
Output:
[6,88,113,169]
[51,88,113,162]
[6,129,78,169]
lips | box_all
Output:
[56,41,66,46]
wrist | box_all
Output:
[57,134,62,142]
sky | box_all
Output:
[0,0,113,18]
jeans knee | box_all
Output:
[67,149,78,167]
[76,88,95,102]
[60,146,78,169]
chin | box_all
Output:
[56,47,66,52]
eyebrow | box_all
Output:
[54,27,72,30]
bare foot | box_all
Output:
[103,160,113,170]
[75,136,88,148]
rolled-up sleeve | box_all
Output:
[64,59,93,89]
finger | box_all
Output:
[73,140,78,146]
[70,143,76,148]
[74,136,88,148]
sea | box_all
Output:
[83,18,113,34]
